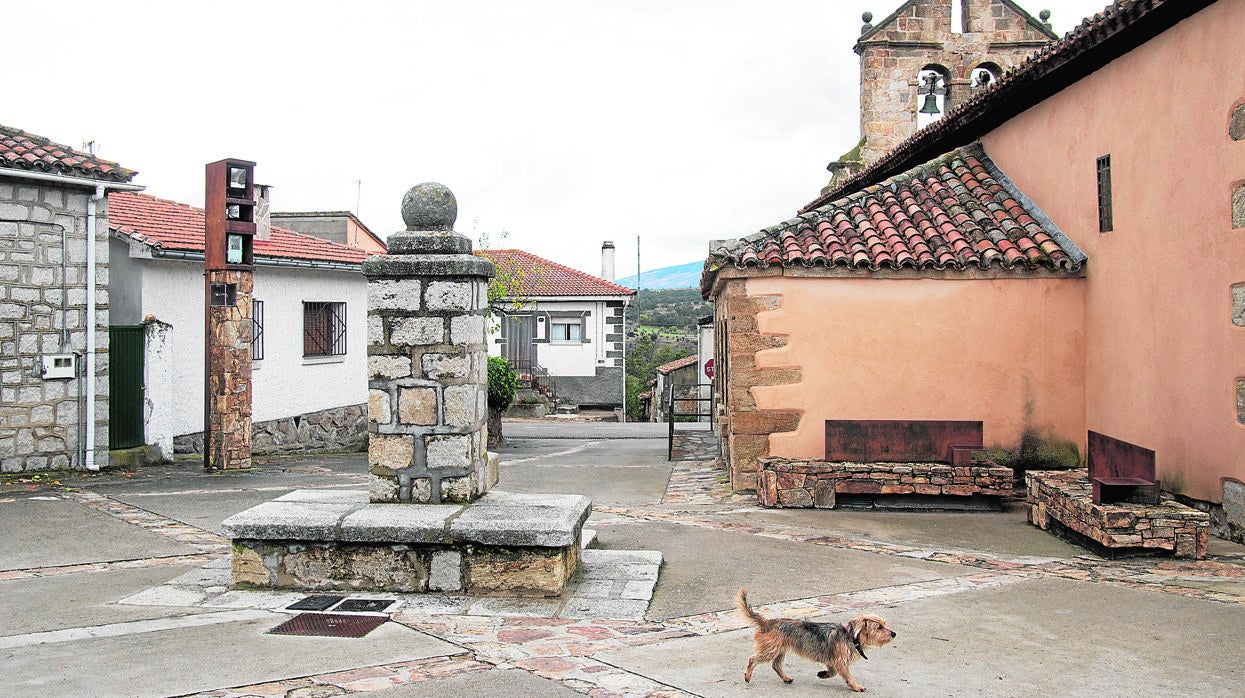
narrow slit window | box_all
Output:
[1097,155,1113,232]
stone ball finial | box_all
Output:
[862,11,873,23]
[1040,9,1051,21]
[401,182,457,231]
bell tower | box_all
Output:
[829,0,1058,183]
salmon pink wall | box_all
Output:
[746,276,1085,460]
[980,1,1245,502]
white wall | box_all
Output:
[125,254,367,437]
[486,298,610,377]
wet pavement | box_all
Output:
[3,419,1245,696]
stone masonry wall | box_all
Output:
[758,457,1014,508]
[714,278,801,492]
[205,269,252,470]
[0,180,106,472]
[174,402,367,455]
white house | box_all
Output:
[108,192,373,457]
[481,246,634,412]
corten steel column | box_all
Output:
[364,183,497,503]
[203,159,256,470]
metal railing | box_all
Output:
[510,356,556,403]
[667,382,713,461]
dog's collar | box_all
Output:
[845,622,867,660]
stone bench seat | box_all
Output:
[757,458,1014,509]
[221,489,591,595]
[1027,469,1209,559]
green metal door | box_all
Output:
[108,325,145,449]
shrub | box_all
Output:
[487,356,519,412]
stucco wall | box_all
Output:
[746,276,1085,461]
[979,0,1245,502]
[115,254,367,439]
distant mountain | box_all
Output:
[616,260,703,290]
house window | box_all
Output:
[251,299,265,361]
[304,301,346,357]
[1097,154,1113,232]
[550,316,584,343]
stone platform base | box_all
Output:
[757,458,1013,509]
[1027,470,1209,559]
[221,489,591,596]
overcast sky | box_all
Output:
[8,0,1108,279]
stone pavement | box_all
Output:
[4,422,1245,696]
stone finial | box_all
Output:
[402,182,458,232]
[1039,9,1052,29]
[861,11,873,35]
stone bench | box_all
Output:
[757,458,1014,509]
[221,488,591,596]
[1027,469,1209,559]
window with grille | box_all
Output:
[1097,154,1113,232]
[251,299,265,361]
[550,316,584,343]
[304,301,346,357]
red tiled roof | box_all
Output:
[108,192,370,265]
[0,125,137,182]
[805,0,1213,211]
[656,354,698,375]
[703,144,1083,294]
[477,249,636,298]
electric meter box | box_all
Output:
[42,354,77,379]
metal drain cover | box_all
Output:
[268,613,386,638]
[336,598,396,613]
[287,595,344,611]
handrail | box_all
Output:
[667,382,713,461]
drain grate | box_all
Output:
[268,613,387,638]
[335,598,396,613]
[287,595,345,611]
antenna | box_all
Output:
[82,139,96,155]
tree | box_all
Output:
[486,356,518,447]
[624,330,688,421]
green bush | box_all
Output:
[487,356,519,412]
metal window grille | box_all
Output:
[303,301,347,357]
[251,300,265,361]
[1097,154,1113,232]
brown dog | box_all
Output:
[738,589,896,692]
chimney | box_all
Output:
[601,241,616,282]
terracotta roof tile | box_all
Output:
[108,192,369,266]
[0,124,137,182]
[804,0,1212,212]
[656,354,698,374]
[704,144,1083,293]
[478,249,635,298]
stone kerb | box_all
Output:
[363,186,496,505]
[757,457,1014,509]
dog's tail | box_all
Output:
[737,588,766,627]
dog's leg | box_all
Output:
[770,651,794,684]
[817,664,838,679]
[837,663,865,692]
[744,654,762,682]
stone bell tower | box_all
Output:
[830,0,1059,182]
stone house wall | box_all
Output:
[0,180,106,472]
[174,402,367,455]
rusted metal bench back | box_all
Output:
[824,420,984,464]
[1088,431,1160,505]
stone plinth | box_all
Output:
[221,485,590,596]
[757,458,1013,509]
[363,182,496,504]
[1027,470,1209,559]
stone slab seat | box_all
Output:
[220,489,592,596]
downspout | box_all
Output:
[85,185,105,470]
[621,296,629,424]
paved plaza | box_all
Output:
[2,420,1244,696]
